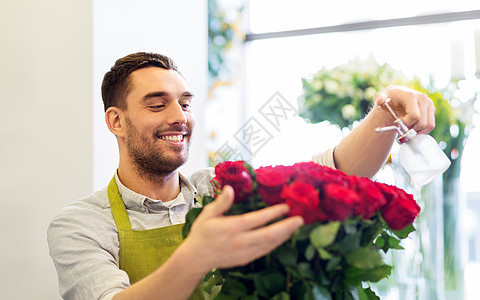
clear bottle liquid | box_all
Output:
[376,101,451,187]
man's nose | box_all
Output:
[167,103,187,125]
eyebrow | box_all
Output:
[143,91,194,100]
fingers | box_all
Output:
[373,92,389,107]
[417,97,436,134]
[198,187,292,231]
[243,216,304,249]
[197,185,234,219]
[228,204,291,231]
[376,86,435,134]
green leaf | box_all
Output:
[222,277,248,296]
[290,281,314,300]
[296,262,314,279]
[310,222,341,249]
[374,236,385,248]
[305,244,315,261]
[296,223,316,241]
[203,270,224,294]
[336,230,361,255]
[312,285,332,300]
[357,286,380,300]
[345,265,392,283]
[276,245,298,267]
[326,256,342,272]
[182,207,202,238]
[214,294,238,300]
[363,265,392,282]
[317,248,333,260]
[201,195,215,206]
[345,247,383,269]
[393,224,415,239]
[271,292,290,300]
[260,272,286,295]
[253,272,286,298]
[387,235,404,250]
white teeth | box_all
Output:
[160,135,183,142]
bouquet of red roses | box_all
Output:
[183,161,420,300]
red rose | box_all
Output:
[350,176,387,219]
[378,183,420,230]
[281,181,325,224]
[212,161,253,203]
[293,162,348,187]
[256,165,293,205]
[322,183,361,221]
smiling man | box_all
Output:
[106,65,195,200]
[48,52,435,300]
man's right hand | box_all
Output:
[114,186,303,300]
[183,185,304,273]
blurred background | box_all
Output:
[1,0,480,299]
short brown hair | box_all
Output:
[101,52,179,111]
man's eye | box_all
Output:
[182,104,191,109]
[150,105,165,109]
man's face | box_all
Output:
[121,67,195,177]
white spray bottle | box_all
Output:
[375,99,451,187]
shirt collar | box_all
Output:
[114,171,198,212]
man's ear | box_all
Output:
[105,107,125,138]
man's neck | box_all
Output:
[117,165,181,202]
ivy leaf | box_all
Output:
[310,222,341,249]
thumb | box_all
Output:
[199,185,235,219]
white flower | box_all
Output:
[342,104,357,119]
[364,87,377,100]
[324,79,340,94]
[312,79,323,90]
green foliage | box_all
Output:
[299,56,406,129]
[183,205,411,299]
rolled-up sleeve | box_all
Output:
[311,147,336,169]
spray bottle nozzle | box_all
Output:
[374,98,417,143]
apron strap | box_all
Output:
[108,176,133,231]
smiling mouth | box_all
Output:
[158,134,185,142]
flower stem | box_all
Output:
[286,270,291,293]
